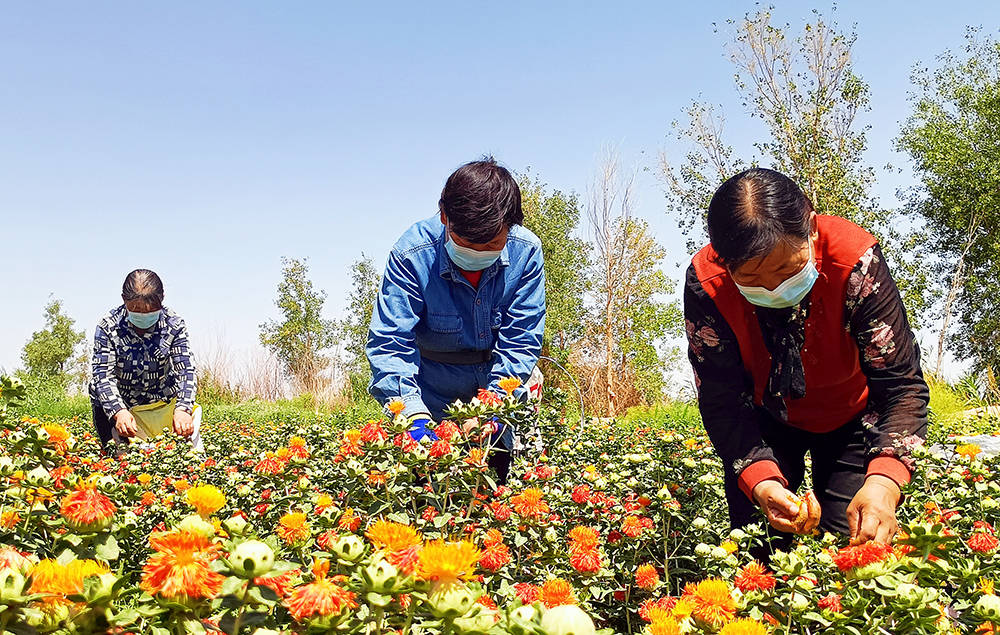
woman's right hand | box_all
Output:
[114,409,138,438]
[753,480,820,534]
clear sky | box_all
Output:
[3,1,997,377]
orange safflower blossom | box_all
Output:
[286,560,358,623]
[635,564,660,590]
[684,579,736,628]
[277,512,311,545]
[478,530,511,572]
[510,488,549,518]
[366,520,422,553]
[60,478,115,533]
[718,618,769,635]
[387,400,406,416]
[141,530,224,603]
[416,540,480,590]
[30,558,109,607]
[498,377,521,396]
[540,578,576,608]
[41,424,71,452]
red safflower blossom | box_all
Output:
[478,531,511,572]
[60,479,116,533]
[621,515,646,538]
[477,389,503,407]
[255,568,301,598]
[285,560,358,623]
[421,507,439,522]
[338,509,361,532]
[817,593,843,613]
[831,542,895,572]
[254,453,284,476]
[434,421,460,442]
[513,582,540,604]
[569,548,602,573]
[734,561,775,593]
[491,502,511,522]
[428,439,453,459]
[387,545,421,576]
[477,594,498,611]
[359,421,388,443]
[969,532,1000,553]
[571,485,592,504]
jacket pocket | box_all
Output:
[422,313,464,350]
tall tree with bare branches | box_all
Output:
[587,149,681,416]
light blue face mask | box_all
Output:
[444,231,502,272]
[734,245,819,309]
[127,310,161,329]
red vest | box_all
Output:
[692,215,877,433]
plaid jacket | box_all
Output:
[88,305,197,417]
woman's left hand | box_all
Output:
[173,409,194,437]
[847,475,901,545]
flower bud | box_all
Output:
[694,543,712,556]
[0,569,25,602]
[540,604,596,635]
[428,585,476,619]
[362,558,399,593]
[25,466,51,488]
[977,594,1000,621]
[222,514,249,537]
[230,540,275,578]
[0,457,15,477]
[332,535,365,562]
[176,514,216,539]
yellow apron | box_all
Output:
[130,399,202,439]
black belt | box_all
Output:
[419,348,493,365]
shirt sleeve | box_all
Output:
[845,244,930,487]
[366,250,430,417]
[684,265,786,500]
[488,242,546,396]
[170,318,198,413]
[91,323,126,418]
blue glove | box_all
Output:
[488,416,512,448]
[408,417,438,442]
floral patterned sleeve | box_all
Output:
[845,244,930,484]
[684,265,787,499]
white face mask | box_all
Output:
[733,243,819,309]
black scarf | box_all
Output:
[755,296,811,422]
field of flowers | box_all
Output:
[2,374,1000,635]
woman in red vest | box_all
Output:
[685,168,928,549]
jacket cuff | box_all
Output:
[399,395,431,420]
[737,460,787,501]
[866,456,911,487]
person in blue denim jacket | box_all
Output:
[366,157,546,482]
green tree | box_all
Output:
[587,150,682,415]
[259,258,338,394]
[897,29,1000,375]
[660,8,931,326]
[518,173,590,365]
[21,298,84,379]
[338,254,381,400]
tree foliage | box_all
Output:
[338,255,381,401]
[518,173,590,364]
[21,298,84,380]
[897,29,1000,375]
[259,257,338,393]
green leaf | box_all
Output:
[94,533,120,561]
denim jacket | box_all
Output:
[366,215,545,423]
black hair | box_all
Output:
[439,156,523,243]
[706,168,813,269]
[122,269,164,307]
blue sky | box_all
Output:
[3,1,997,375]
